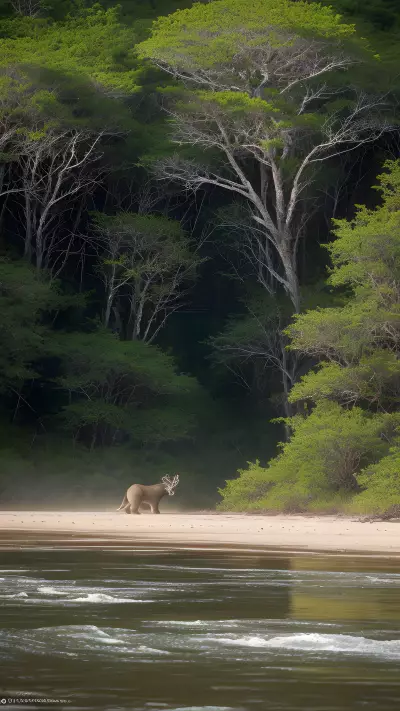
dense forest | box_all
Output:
[0,0,399,512]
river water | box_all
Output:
[1,533,400,710]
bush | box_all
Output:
[218,402,400,512]
[350,447,400,514]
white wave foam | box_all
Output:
[51,625,123,645]
[38,587,65,596]
[137,645,170,655]
[13,625,172,656]
[64,624,114,636]
[88,629,122,645]
[208,633,400,658]
[0,592,28,599]
[69,592,136,603]
[94,636,121,645]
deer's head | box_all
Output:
[161,474,179,496]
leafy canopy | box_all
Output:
[1,6,141,96]
[139,0,355,70]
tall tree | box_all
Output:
[139,0,392,311]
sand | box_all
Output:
[0,510,399,555]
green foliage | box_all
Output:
[0,2,149,171]
[289,352,400,408]
[50,328,198,446]
[287,300,380,364]
[209,280,339,412]
[220,161,400,513]
[0,6,141,97]
[94,212,198,278]
[218,402,399,512]
[138,0,369,175]
[329,174,400,294]
[210,290,291,360]
[139,0,355,69]
[288,160,400,411]
[0,259,60,390]
[127,404,196,445]
[350,446,400,513]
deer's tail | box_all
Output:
[116,493,128,511]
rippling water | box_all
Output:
[1,533,400,710]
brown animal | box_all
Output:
[116,474,179,514]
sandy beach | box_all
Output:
[0,510,399,555]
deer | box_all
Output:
[116,475,180,514]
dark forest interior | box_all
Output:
[0,0,399,513]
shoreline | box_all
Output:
[1,511,400,556]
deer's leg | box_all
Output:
[128,493,141,514]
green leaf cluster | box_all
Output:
[50,327,199,446]
[139,0,355,69]
[219,402,400,512]
[352,446,400,514]
[1,6,141,96]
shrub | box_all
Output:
[218,402,400,512]
[350,447,400,514]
